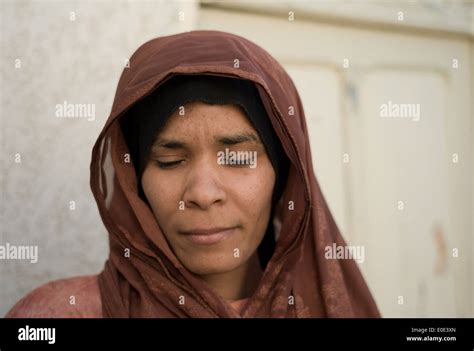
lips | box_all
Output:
[179,227,237,245]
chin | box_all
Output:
[180,254,244,276]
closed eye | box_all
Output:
[155,160,183,169]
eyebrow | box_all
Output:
[153,132,261,149]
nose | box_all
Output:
[182,158,227,210]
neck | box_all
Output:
[200,253,263,300]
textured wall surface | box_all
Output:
[0,0,197,316]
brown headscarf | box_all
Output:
[92,30,380,318]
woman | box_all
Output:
[6,30,380,318]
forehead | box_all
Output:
[158,101,255,136]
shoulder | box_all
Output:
[5,275,102,318]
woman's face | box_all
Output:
[141,101,275,276]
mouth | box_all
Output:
[178,226,237,245]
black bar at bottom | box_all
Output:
[0,318,472,350]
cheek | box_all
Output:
[231,164,275,262]
[243,161,275,204]
[232,162,275,227]
[142,169,181,222]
